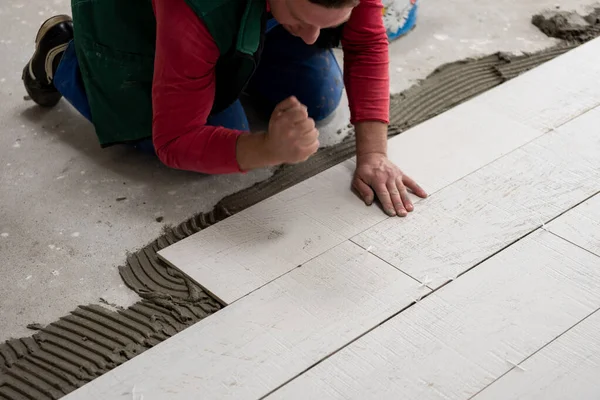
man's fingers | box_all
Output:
[403,174,428,198]
[284,106,309,123]
[298,129,319,147]
[375,183,396,217]
[353,178,374,206]
[273,96,301,115]
[297,128,320,153]
[295,118,316,136]
[395,177,413,213]
[388,180,408,217]
[300,139,320,159]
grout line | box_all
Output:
[552,102,600,130]
[468,306,600,399]
[546,230,600,258]
[349,239,424,285]
[543,190,600,226]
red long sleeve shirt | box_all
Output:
[151,0,390,174]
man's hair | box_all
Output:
[308,0,360,8]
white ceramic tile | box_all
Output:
[268,231,600,400]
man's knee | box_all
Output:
[307,88,343,122]
[303,53,344,121]
[248,27,345,121]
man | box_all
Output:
[22,0,427,217]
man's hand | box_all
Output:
[353,121,427,217]
[236,96,319,170]
[264,96,320,164]
[353,152,427,217]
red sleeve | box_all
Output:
[151,0,246,174]
[341,0,390,125]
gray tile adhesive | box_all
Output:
[1,9,598,399]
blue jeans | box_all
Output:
[54,20,344,153]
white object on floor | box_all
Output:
[267,231,600,399]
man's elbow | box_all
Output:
[153,138,181,170]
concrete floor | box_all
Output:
[0,0,590,342]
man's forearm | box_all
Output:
[355,121,388,160]
[236,132,280,171]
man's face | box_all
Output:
[269,0,354,45]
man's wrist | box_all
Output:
[355,121,388,159]
[236,132,280,171]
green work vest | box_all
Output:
[71,0,267,147]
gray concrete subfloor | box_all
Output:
[0,0,590,342]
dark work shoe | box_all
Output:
[22,15,74,107]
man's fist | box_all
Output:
[265,96,319,165]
